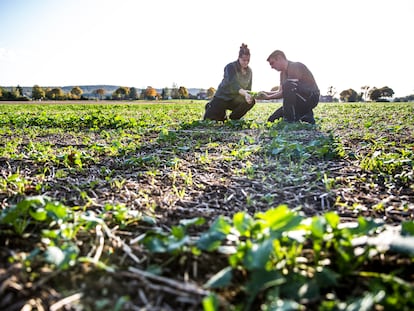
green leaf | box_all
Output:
[45,201,68,220]
[243,239,274,270]
[202,293,219,311]
[17,195,47,211]
[171,225,185,239]
[310,217,325,239]
[348,217,382,237]
[179,217,205,227]
[401,221,414,236]
[113,296,130,311]
[245,269,284,300]
[389,236,414,255]
[0,206,21,224]
[144,236,168,253]
[204,266,233,289]
[233,212,254,236]
[296,279,320,301]
[166,236,189,253]
[210,216,232,234]
[142,215,157,225]
[0,197,59,234]
[325,212,340,230]
[42,229,59,239]
[1,200,30,223]
[281,272,318,301]
[197,230,226,251]
[344,291,385,311]
[315,267,339,288]
[196,216,231,251]
[257,206,302,234]
[29,207,48,221]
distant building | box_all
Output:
[319,95,333,102]
[197,91,207,100]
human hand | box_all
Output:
[244,93,253,104]
[239,89,253,104]
[256,91,268,100]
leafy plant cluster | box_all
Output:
[0,101,413,310]
[1,197,413,310]
[319,103,413,195]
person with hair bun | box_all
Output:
[203,43,255,121]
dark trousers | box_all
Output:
[204,96,255,121]
[268,80,319,123]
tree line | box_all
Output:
[339,86,394,102]
[0,85,217,101]
[325,85,412,102]
[1,84,413,102]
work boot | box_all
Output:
[300,111,315,124]
[268,107,284,122]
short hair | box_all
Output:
[267,50,286,61]
[239,43,250,58]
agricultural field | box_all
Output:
[0,100,413,311]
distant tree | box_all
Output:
[380,86,394,98]
[369,88,381,101]
[369,86,394,102]
[178,86,189,99]
[0,87,18,100]
[339,88,358,102]
[93,88,106,100]
[32,85,45,100]
[70,86,83,99]
[112,86,130,100]
[161,87,171,100]
[170,83,180,99]
[327,86,337,98]
[129,87,139,100]
[171,88,179,99]
[46,88,65,100]
[17,85,24,97]
[10,87,19,100]
[207,87,216,99]
[144,86,157,100]
[361,85,371,102]
[0,86,22,100]
[0,87,10,100]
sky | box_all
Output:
[1,0,413,97]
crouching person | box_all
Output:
[203,44,255,121]
[259,50,319,124]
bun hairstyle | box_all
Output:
[239,43,250,58]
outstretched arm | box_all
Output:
[258,85,283,100]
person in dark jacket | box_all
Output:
[203,44,255,121]
[259,50,320,124]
